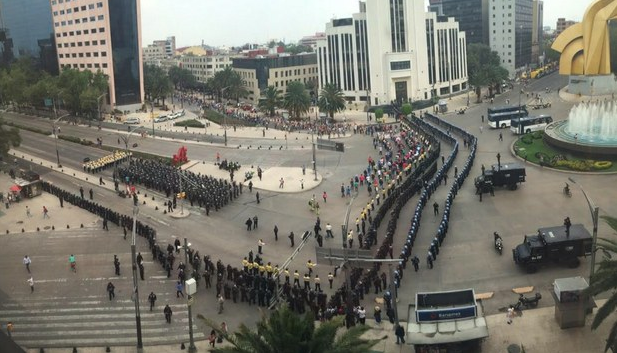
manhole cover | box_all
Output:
[44,226,51,230]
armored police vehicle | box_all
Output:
[474,163,526,193]
[512,224,593,273]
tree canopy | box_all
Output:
[144,64,173,106]
[283,81,311,119]
[0,57,108,118]
[210,67,248,102]
[467,43,509,102]
[318,83,346,118]
[199,305,380,353]
[586,215,617,352]
[258,86,282,117]
[0,116,21,156]
[168,66,197,90]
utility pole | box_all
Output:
[130,205,143,349]
[183,238,197,353]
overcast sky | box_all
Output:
[141,0,587,48]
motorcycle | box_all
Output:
[512,293,542,310]
[564,183,572,197]
[494,232,503,255]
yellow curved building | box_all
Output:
[552,0,617,75]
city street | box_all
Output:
[2,72,617,351]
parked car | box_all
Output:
[124,117,140,124]
[177,109,185,117]
[154,116,168,123]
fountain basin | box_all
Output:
[544,120,617,157]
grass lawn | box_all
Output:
[513,132,617,172]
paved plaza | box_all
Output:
[1,72,617,352]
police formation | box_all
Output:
[83,150,131,174]
[117,159,232,213]
[41,181,157,244]
[324,117,443,322]
[40,180,332,317]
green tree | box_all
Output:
[318,83,346,119]
[258,86,282,117]
[56,68,108,117]
[199,305,380,353]
[144,64,173,107]
[401,103,413,116]
[586,215,617,352]
[211,67,248,102]
[467,43,509,102]
[375,108,384,123]
[284,81,311,119]
[168,66,197,90]
[0,116,21,156]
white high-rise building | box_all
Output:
[489,0,533,76]
[317,0,467,106]
[316,7,370,103]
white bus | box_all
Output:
[510,115,553,134]
[487,110,528,128]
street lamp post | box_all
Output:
[568,177,600,281]
[366,90,370,122]
[312,111,317,182]
[183,238,197,353]
[220,86,232,146]
[130,205,144,349]
[51,114,71,167]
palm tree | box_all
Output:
[318,83,346,119]
[283,81,311,119]
[258,86,282,117]
[586,215,617,352]
[211,67,248,103]
[198,306,381,353]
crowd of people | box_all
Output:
[83,150,131,173]
[117,159,233,214]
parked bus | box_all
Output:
[488,110,528,128]
[510,115,553,134]
[487,105,527,116]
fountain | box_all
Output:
[544,101,617,157]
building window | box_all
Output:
[53,11,58,16]
[76,30,81,35]
[70,42,75,47]
[67,20,73,25]
[95,63,100,68]
[71,53,76,57]
[94,52,99,57]
[101,51,107,57]
[85,41,90,46]
[78,42,83,47]
[92,40,97,45]
[390,60,411,71]
[75,19,80,24]
[91,28,97,33]
[97,2,103,8]
[67,8,72,13]
[60,10,65,15]
[56,33,61,38]
[87,64,92,68]
[78,53,83,57]
[88,4,94,9]
[63,43,69,47]
[74,7,79,12]
[80,64,85,68]
[69,31,74,36]
[73,64,78,68]
[99,27,105,33]
[90,16,95,22]
[98,15,104,20]
[86,52,91,57]
[83,17,88,23]
[57,43,62,48]
[81,5,86,10]
[102,63,108,68]
[61,21,66,26]
[84,29,89,34]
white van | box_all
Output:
[124,117,140,124]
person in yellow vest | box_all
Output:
[258,264,265,275]
[265,262,273,278]
[242,257,249,272]
[293,270,300,286]
[252,261,259,275]
[356,218,360,233]
[328,272,334,289]
[314,274,321,291]
[303,273,311,290]
[273,265,279,279]
[376,192,380,205]
[306,260,315,276]
[247,261,254,273]
[284,268,290,284]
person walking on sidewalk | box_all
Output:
[395,324,406,344]
[27,276,34,293]
[218,294,225,314]
[106,282,115,301]
[176,281,184,298]
[273,225,278,241]
[26,206,32,218]
[89,188,94,200]
[288,231,295,247]
[23,255,31,273]
[42,206,49,219]
[258,239,265,254]
[322,191,328,203]
[433,202,439,216]
[164,304,173,323]
[148,292,157,311]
